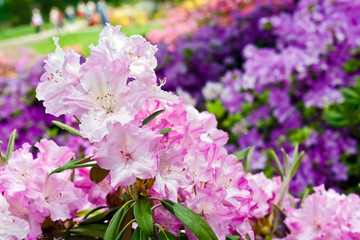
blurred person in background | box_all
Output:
[65,5,76,22]
[77,1,86,18]
[31,8,43,33]
[86,1,96,18]
[50,7,65,33]
[97,0,108,26]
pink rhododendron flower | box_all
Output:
[74,168,113,206]
[38,25,178,143]
[246,172,279,218]
[283,185,360,240]
[0,140,85,237]
[0,194,30,240]
[94,122,162,187]
[151,144,188,202]
[36,37,81,117]
[185,188,233,240]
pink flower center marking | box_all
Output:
[120,150,133,161]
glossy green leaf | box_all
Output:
[49,156,94,175]
[83,206,107,220]
[5,129,16,164]
[160,128,172,135]
[80,207,119,225]
[244,146,254,172]
[52,120,87,139]
[131,227,152,240]
[159,230,178,240]
[142,110,164,126]
[226,235,241,240]
[134,197,154,236]
[234,147,250,161]
[70,223,107,238]
[160,199,218,240]
[104,201,134,240]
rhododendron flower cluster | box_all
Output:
[34,24,260,239]
[0,140,84,237]
[283,185,360,239]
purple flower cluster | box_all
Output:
[220,0,360,194]
[0,50,56,152]
[153,0,360,194]
[154,6,291,104]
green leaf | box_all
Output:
[160,128,172,135]
[70,223,107,238]
[134,197,154,237]
[115,219,135,240]
[281,148,290,176]
[83,206,107,220]
[122,193,133,203]
[288,127,313,144]
[341,88,360,100]
[52,120,87,139]
[343,58,360,73]
[290,151,304,179]
[324,110,345,120]
[73,115,82,124]
[160,199,218,240]
[131,227,152,240]
[159,230,178,240]
[263,21,272,30]
[264,235,274,240]
[104,201,134,240]
[226,235,241,240]
[5,129,16,164]
[244,146,254,172]
[49,156,94,175]
[271,201,287,217]
[205,99,226,119]
[80,207,120,225]
[142,110,164,126]
[270,149,284,177]
[234,147,250,161]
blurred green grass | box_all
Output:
[0,23,52,41]
[27,22,160,56]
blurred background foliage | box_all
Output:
[0,0,183,26]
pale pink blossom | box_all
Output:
[94,123,162,187]
[151,144,188,202]
[74,168,113,206]
[0,140,85,237]
[184,189,233,240]
[37,37,81,116]
[0,194,30,240]
[246,172,279,218]
[284,185,360,240]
